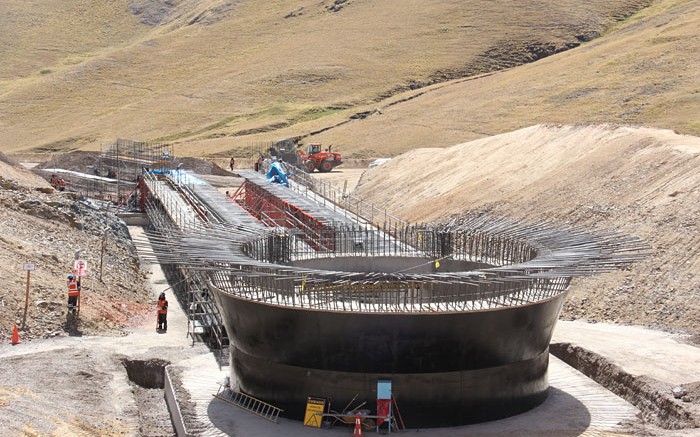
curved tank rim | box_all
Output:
[210,282,570,316]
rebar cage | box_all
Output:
[195,215,646,314]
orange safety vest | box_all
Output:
[68,279,80,297]
[157,299,168,315]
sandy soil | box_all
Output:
[307,167,366,193]
[355,124,700,340]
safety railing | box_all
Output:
[257,158,407,231]
[287,168,408,230]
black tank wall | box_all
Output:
[211,287,566,427]
[214,292,564,373]
[232,346,550,427]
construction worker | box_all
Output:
[156,292,168,332]
[229,157,235,171]
[67,274,80,312]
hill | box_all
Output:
[0,0,667,156]
[306,0,700,156]
[355,124,700,339]
[1,4,699,435]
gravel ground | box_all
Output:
[0,346,139,436]
[132,386,175,436]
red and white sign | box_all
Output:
[73,259,88,277]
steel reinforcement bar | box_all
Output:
[139,171,646,315]
[148,215,646,314]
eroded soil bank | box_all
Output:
[551,342,700,433]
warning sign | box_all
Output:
[303,397,326,428]
[73,259,88,277]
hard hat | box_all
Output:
[67,274,74,279]
[159,292,166,298]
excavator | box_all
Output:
[296,143,342,173]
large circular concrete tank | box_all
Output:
[208,220,608,427]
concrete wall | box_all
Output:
[212,285,566,427]
[164,366,188,437]
[118,212,151,226]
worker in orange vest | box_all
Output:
[67,274,80,313]
[156,292,168,332]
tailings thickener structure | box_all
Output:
[143,170,645,427]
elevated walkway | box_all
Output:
[236,169,358,226]
[234,169,410,255]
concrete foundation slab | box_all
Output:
[166,353,639,436]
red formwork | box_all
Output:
[236,180,334,251]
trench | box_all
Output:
[550,343,698,430]
[122,358,176,437]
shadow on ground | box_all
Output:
[205,386,591,436]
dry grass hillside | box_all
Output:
[308,0,700,156]
[355,124,700,339]
[0,0,665,156]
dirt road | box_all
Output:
[0,225,210,436]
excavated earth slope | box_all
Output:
[355,124,700,339]
[0,153,151,343]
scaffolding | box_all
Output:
[36,139,229,354]
[36,139,175,205]
[139,172,229,353]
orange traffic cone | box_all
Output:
[353,412,363,436]
[10,324,20,345]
